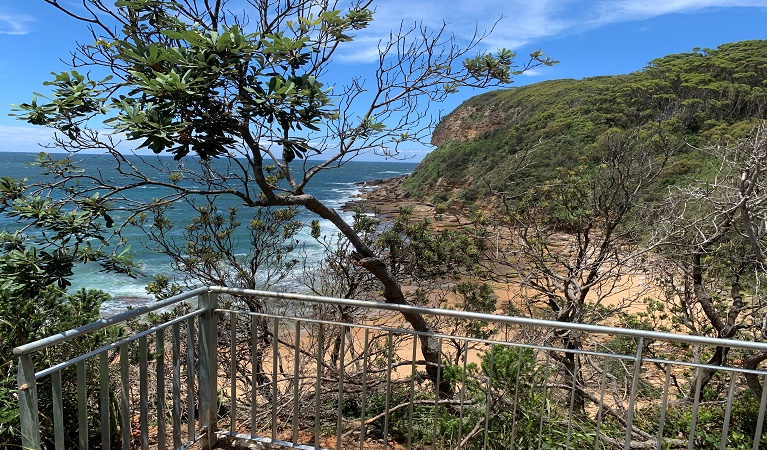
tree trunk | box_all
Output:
[690,346,728,400]
[743,351,767,399]
[689,260,744,399]
[298,194,451,395]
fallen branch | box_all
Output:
[341,398,475,438]
[455,416,485,450]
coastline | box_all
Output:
[341,175,516,314]
[339,177,652,318]
[341,175,415,216]
[343,175,473,230]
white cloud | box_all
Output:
[333,0,767,62]
[519,68,543,77]
[592,0,767,24]
[336,0,567,62]
[0,10,33,35]
[0,125,56,152]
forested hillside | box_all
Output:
[398,42,767,439]
[405,39,767,204]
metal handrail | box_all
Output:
[14,285,767,450]
[14,285,767,357]
[211,286,767,352]
[12,285,210,356]
[34,308,204,380]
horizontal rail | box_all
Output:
[16,285,767,357]
[34,308,204,380]
[12,285,209,356]
[15,285,767,450]
[216,306,767,380]
[212,286,767,352]
[216,307,767,380]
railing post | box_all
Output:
[198,290,219,449]
[18,353,40,450]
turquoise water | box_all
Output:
[0,152,416,313]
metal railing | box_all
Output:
[14,286,767,449]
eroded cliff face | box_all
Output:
[431,95,520,146]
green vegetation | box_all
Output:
[5,0,767,447]
[10,0,553,400]
[404,40,767,204]
[0,168,135,446]
[399,41,767,448]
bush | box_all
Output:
[0,287,122,448]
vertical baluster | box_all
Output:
[271,316,279,444]
[510,345,524,447]
[336,325,347,450]
[407,335,416,450]
[186,316,196,442]
[171,322,182,449]
[76,359,88,450]
[656,364,672,450]
[537,352,552,450]
[230,313,237,433]
[156,328,166,450]
[689,363,704,450]
[292,320,301,445]
[383,332,393,450]
[52,370,64,450]
[251,315,258,437]
[198,291,219,448]
[18,353,40,450]
[314,323,324,450]
[594,357,609,450]
[431,336,442,450]
[458,341,468,446]
[483,345,495,450]
[566,354,578,450]
[100,351,110,450]
[360,328,371,450]
[720,372,738,450]
[120,343,131,450]
[624,337,644,450]
[139,335,149,450]
[753,374,767,450]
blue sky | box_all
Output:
[1,0,767,161]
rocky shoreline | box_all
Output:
[342,175,414,214]
[343,174,472,229]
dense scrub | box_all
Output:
[404,40,767,204]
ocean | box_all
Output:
[0,152,417,314]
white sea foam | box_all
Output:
[2,152,416,315]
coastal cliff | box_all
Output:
[430,90,520,147]
[404,39,767,206]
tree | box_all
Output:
[137,201,303,299]
[15,0,554,386]
[493,125,679,408]
[0,166,136,446]
[652,121,767,398]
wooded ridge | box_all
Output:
[404,39,767,205]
